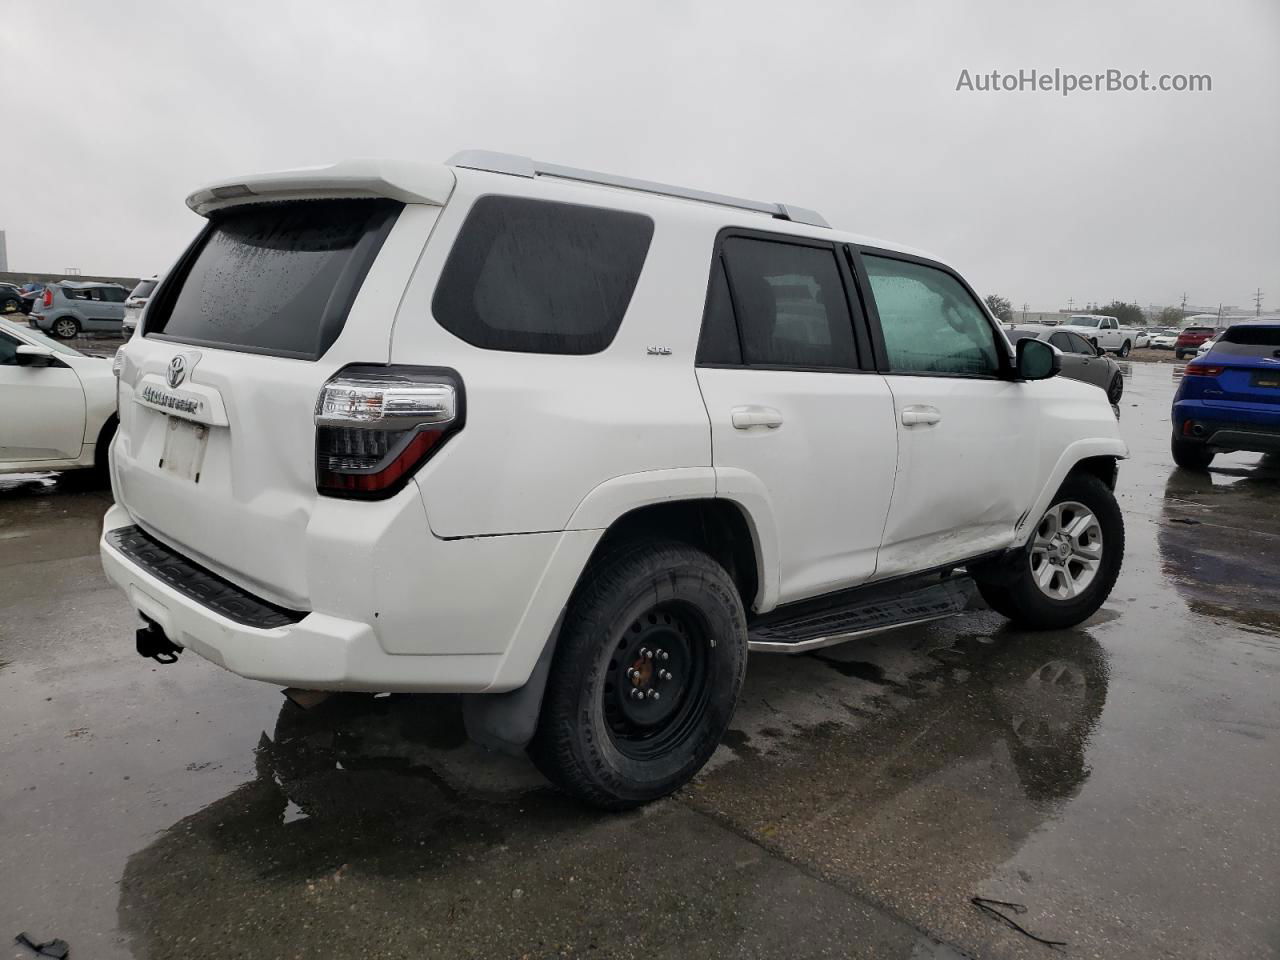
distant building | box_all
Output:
[0,231,7,273]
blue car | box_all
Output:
[1171,319,1280,469]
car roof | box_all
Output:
[59,280,125,288]
[189,154,946,266]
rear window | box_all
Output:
[130,279,158,300]
[1214,326,1280,355]
[146,199,401,360]
[1182,327,1213,335]
[432,196,654,355]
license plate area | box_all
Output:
[159,416,209,482]
[1250,372,1280,388]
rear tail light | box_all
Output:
[42,288,52,307]
[1183,364,1223,377]
[314,365,463,499]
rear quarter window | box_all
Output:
[432,196,654,355]
[146,198,402,360]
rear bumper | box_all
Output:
[100,502,600,693]
[1172,399,1280,452]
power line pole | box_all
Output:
[1255,287,1264,316]
[1067,297,1074,311]
[1180,292,1188,316]
[1022,302,1029,322]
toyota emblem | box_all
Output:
[167,355,187,388]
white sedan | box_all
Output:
[0,320,118,476]
[1149,330,1179,349]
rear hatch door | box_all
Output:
[1205,325,1280,407]
[115,188,448,608]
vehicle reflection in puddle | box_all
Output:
[1158,456,1280,629]
[115,624,1107,957]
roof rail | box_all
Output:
[447,150,829,229]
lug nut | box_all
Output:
[659,650,669,661]
[651,691,661,701]
[647,689,659,700]
[630,689,644,700]
[659,669,672,681]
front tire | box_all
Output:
[1119,340,1131,358]
[1,297,18,314]
[976,473,1123,630]
[1107,372,1123,404]
[1171,433,1214,470]
[531,539,747,810]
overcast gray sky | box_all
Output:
[2,0,1276,312]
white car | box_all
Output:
[1149,330,1179,349]
[1124,327,1150,349]
[0,320,118,475]
[1195,331,1224,357]
[101,153,1127,809]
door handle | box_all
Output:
[900,405,942,426]
[731,406,784,430]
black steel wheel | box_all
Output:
[532,539,747,809]
[603,601,712,761]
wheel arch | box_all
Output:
[1014,441,1126,548]
[462,492,770,757]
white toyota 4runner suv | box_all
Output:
[102,152,1127,809]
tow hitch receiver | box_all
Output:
[136,620,181,664]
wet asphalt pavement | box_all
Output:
[1,363,1277,959]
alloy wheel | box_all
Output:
[1029,500,1103,600]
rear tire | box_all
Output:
[1171,433,1214,470]
[1118,340,1131,358]
[531,539,747,810]
[1,297,18,314]
[52,317,80,339]
[1107,372,1123,404]
[976,473,1123,630]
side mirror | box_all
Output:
[1016,337,1061,381]
[15,344,57,367]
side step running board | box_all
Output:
[747,578,973,654]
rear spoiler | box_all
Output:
[186,159,456,217]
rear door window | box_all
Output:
[714,237,857,369]
[432,196,654,355]
[146,198,402,360]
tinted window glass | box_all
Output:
[864,256,1000,376]
[696,258,742,364]
[0,332,17,365]
[1048,332,1072,351]
[100,287,126,303]
[721,237,856,368]
[1067,332,1095,354]
[433,196,654,355]
[148,199,401,360]
[130,279,158,299]
[1214,325,1280,355]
